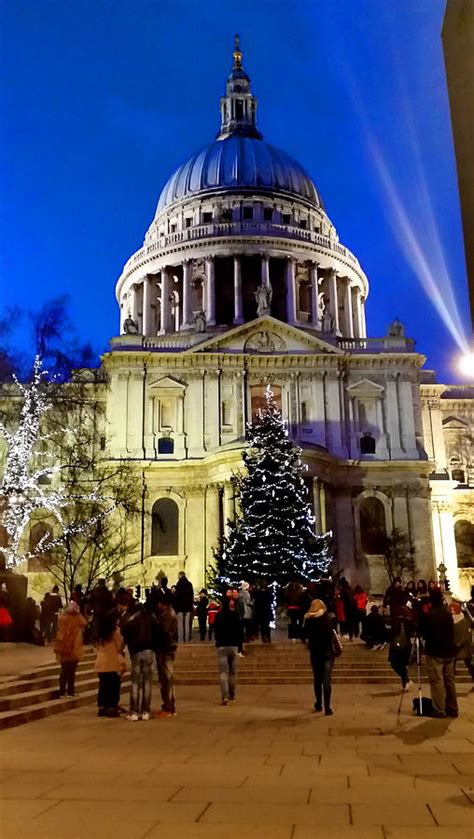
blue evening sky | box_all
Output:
[0,0,470,380]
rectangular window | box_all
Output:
[282,213,291,225]
[202,211,212,223]
[263,207,273,222]
[185,217,193,228]
[170,224,176,233]
[299,219,307,229]
[243,207,253,221]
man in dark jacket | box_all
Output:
[174,571,194,643]
[421,588,458,718]
[152,592,178,716]
[122,604,156,721]
[214,596,243,705]
[383,577,407,623]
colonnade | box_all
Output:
[121,254,367,339]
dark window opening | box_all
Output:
[263,207,273,222]
[282,213,291,225]
[100,435,106,451]
[360,434,376,455]
[202,211,212,223]
[158,437,174,455]
[359,497,387,554]
[151,498,179,556]
[170,224,176,233]
[243,206,253,221]
[452,468,465,483]
[299,219,307,229]
[185,217,193,228]
[235,99,244,120]
[221,208,232,222]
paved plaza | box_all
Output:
[0,674,473,839]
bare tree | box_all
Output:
[382,528,415,583]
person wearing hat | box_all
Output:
[302,599,335,715]
[54,600,87,697]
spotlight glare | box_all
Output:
[458,352,474,380]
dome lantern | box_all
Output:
[217,34,262,141]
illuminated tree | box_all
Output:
[213,389,332,588]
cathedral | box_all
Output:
[21,40,474,597]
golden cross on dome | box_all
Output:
[233,33,242,68]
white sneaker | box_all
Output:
[126,713,140,721]
[372,644,381,651]
[379,642,387,651]
[141,712,151,721]
[403,680,414,692]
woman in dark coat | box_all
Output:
[302,599,335,715]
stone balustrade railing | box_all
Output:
[122,221,361,277]
[338,337,415,352]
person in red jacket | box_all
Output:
[353,585,368,639]
[207,600,219,641]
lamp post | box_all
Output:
[437,562,447,592]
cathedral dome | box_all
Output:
[155,135,323,215]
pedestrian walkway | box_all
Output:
[0,680,473,838]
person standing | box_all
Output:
[450,600,474,683]
[302,599,335,716]
[153,591,178,717]
[195,589,209,642]
[122,603,156,721]
[54,600,87,697]
[237,581,253,642]
[339,578,355,640]
[214,595,243,705]
[207,600,219,641]
[383,577,407,625]
[353,585,368,639]
[254,580,273,643]
[94,612,125,717]
[174,571,194,643]
[421,588,458,718]
[89,579,114,641]
[284,579,305,643]
[388,606,414,691]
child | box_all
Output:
[54,600,87,697]
[94,612,125,717]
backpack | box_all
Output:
[391,622,410,651]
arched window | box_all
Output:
[251,385,282,421]
[298,279,312,318]
[359,497,387,554]
[28,521,53,571]
[454,520,474,568]
[151,498,179,556]
[360,434,376,454]
[158,437,174,454]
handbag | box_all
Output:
[332,628,343,658]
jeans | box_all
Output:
[309,651,333,711]
[197,615,207,641]
[59,661,78,696]
[426,656,458,716]
[130,650,154,714]
[156,652,176,712]
[97,672,121,711]
[178,611,193,642]
[217,645,237,700]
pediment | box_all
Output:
[148,375,186,391]
[442,415,468,429]
[184,317,343,356]
[347,378,385,397]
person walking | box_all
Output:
[388,606,414,691]
[207,600,219,641]
[94,612,125,717]
[363,605,387,650]
[339,578,355,640]
[195,589,209,642]
[284,579,305,643]
[122,603,156,721]
[174,571,194,643]
[450,599,474,683]
[54,600,87,697]
[153,591,178,717]
[214,595,243,705]
[302,599,335,715]
[421,588,458,718]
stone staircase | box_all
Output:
[0,641,471,730]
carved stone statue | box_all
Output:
[123,314,139,334]
[244,331,286,352]
[321,298,334,333]
[193,309,207,333]
[254,283,272,316]
[387,318,405,337]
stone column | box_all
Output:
[142,275,154,337]
[341,278,353,337]
[159,267,172,334]
[310,262,320,329]
[223,482,235,535]
[261,255,270,287]
[182,260,193,328]
[205,484,220,571]
[360,296,367,338]
[327,269,340,333]
[431,501,459,594]
[319,482,327,533]
[313,477,322,534]
[205,256,216,326]
[130,284,139,325]
[233,255,244,324]
[352,287,362,339]
[286,258,297,324]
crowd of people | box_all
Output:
[18,571,474,722]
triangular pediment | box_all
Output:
[347,378,385,397]
[148,375,186,391]
[442,415,468,429]
[184,317,343,356]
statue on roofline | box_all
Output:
[123,313,139,334]
[255,283,272,317]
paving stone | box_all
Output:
[39,783,180,801]
[385,830,474,839]
[0,817,158,839]
[200,802,350,826]
[173,783,310,803]
[351,803,435,826]
[429,801,474,826]
[0,798,59,818]
[145,826,293,839]
[399,755,460,775]
[35,799,205,823]
[294,829,384,839]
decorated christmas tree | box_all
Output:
[213,388,332,588]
